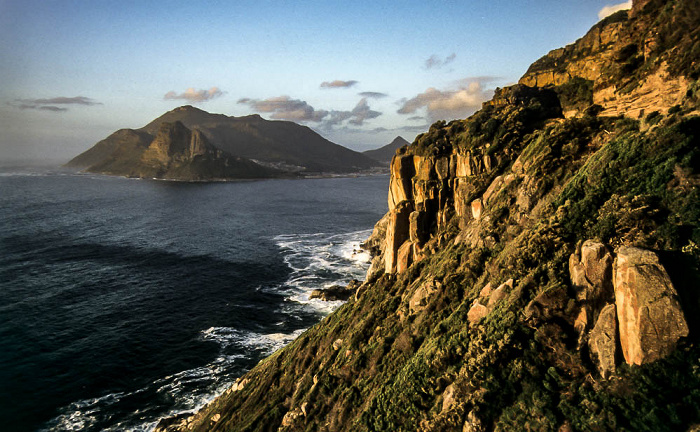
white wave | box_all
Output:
[202,326,305,355]
[270,229,372,313]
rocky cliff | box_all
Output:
[157,0,700,430]
[518,0,699,119]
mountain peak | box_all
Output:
[364,136,411,165]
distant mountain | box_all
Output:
[140,106,379,173]
[363,136,410,164]
[68,121,282,180]
[67,106,381,179]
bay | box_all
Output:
[0,167,388,431]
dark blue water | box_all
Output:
[0,167,388,432]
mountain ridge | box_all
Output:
[67,106,381,178]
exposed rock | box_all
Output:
[154,412,195,432]
[471,199,483,220]
[614,246,689,365]
[435,156,451,179]
[569,240,614,319]
[479,283,493,299]
[281,408,303,427]
[487,279,512,308]
[227,377,249,393]
[467,300,489,324]
[388,155,416,210]
[210,413,221,423]
[463,410,484,432]
[385,202,412,274]
[309,284,356,302]
[396,241,414,273]
[409,210,430,244]
[441,384,456,412]
[409,280,441,315]
[588,304,618,379]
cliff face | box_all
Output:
[518,0,700,119]
[157,1,700,430]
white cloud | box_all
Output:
[163,87,224,103]
[598,1,632,20]
[397,78,494,122]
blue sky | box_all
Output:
[0,0,632,162]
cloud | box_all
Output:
[407,116,424,121]
[163,87,224,103]
[598,1,632,19]
[38,106,68,112]
[9,96,101,112]
[239,95,381,129]
[425,53,456,70]
[359,91,388,99]
[320,80,358,89]
[397,78,494,122]
[238,96,329,122]
[323,98,382,128]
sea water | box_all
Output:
[0,166,388,431]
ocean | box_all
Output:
[0,166,388,432]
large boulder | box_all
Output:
[588,304,618,379]
[614,246,689,365]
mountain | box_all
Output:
[363,136,411,164]
[67,106,381,178]
[156,1,700,430]
[139,106,379,173]
[67,121,282,180]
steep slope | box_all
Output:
[74,121,282,180]
[140,106,380,173]
[65,129,154,169]
[157,1,700,430]
[363,136,411,165]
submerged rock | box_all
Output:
[309,281,360,302]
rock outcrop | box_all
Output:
[565,242,690,376]
[614,246,689,365]
[517,2,697,118]
[588,304,619,379]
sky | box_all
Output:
[0,0,632,163]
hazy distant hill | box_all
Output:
[67,106,381,178]
[363,136,410,164]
